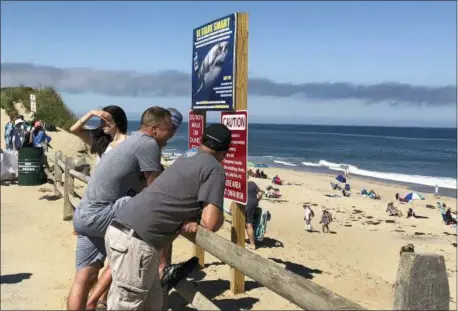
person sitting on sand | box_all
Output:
[406,208,416,218]
[69,106,128,166]
[320,210,333,233]
[386,202,402,217]
[260,170,267,179]
[303,204,315,232]
[273,176,282,185]
[445,208,457,225]
[342,189,351,197]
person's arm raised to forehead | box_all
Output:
[198,172,226,232]
[135,138,163,186]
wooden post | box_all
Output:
[229,12,249,295]
[193,111,207,269]
[54,151,62,196]
[393,253,450,310]
[63,157,75,221]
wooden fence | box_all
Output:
[43,150,451,310]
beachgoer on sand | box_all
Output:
[85,108,183,310]
[245,175,264,250]
[105,123,230,310]
[406,208,416,218]
[69,106,128,166]
[67,107,174,311]
[386,202,402,217]
[444,208,457,225]
[434,184,439,199]
[4,115,14,150]
[320,210,333,233]
[303,204,315,232]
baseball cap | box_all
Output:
[202,123,232,151]
[14,119,24,126]
[168,108,183,129]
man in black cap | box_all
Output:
[104,123,231,311]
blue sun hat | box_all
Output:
[168,108,183,130]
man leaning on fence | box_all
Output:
[67,106,174,310]
[104,123,230,310]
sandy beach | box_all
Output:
[1,108,457,310]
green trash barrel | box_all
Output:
[18,147,44,186]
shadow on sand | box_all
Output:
[268,258,323,280]
[1,273,32,284]
[168,275,262,311]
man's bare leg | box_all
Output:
[67,264,101,311]
[246,224,256,249]
[86,267,111,310]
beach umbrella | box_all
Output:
[401,192,425,202]
[336,175,346,183]
[248,161,255,167]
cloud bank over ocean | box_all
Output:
[1,62,456,106]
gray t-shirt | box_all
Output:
[78,131,162,210]
[115,147,226,248]
[246,181,260,210]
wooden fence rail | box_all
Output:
[43,150,451,311]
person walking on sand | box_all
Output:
[434,184,439,199]
[104,123,230,311]
[303,204,315,232]
[4,115,15,150]
[245,175,264,250]
[320,209,333,233]
[85,107,183,311]
[67,107,173,311]
[69,106,128,166]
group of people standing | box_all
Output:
[3,115,49,151]
[67,105,231,311]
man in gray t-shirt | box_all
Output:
[67,107,174,311]
[104,123,231,311]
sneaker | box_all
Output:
[161,256,199,291]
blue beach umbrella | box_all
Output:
[336,175,346,183]
[401,192,425,202]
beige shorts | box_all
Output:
[105,225,163,310]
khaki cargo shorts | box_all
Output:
[105,225,163,310]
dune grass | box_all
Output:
[1,85,77,130]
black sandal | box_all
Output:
[161,256,199,291]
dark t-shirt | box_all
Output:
[115,148,226,248]
[246,181,260,210]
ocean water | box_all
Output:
[90,120,457,191]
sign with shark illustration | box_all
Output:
[192,14,236,111]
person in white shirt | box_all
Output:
[434,184,439,199]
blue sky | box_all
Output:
[1,1,456,126]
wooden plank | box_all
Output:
[63,157,75,221]
[56,183,64,196]
[54,151,63,196]
[69,168,89,183]
[393,253,450,310]
[174,279,221,311]
[57,159,65,170]
[230,201,245,294]
[68,193,80,209]
[229,11,249,295]
[182,227,365,310]
[193,111,207,269]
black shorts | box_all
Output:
[245,204,256,224]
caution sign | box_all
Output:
[221,110,248,204]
